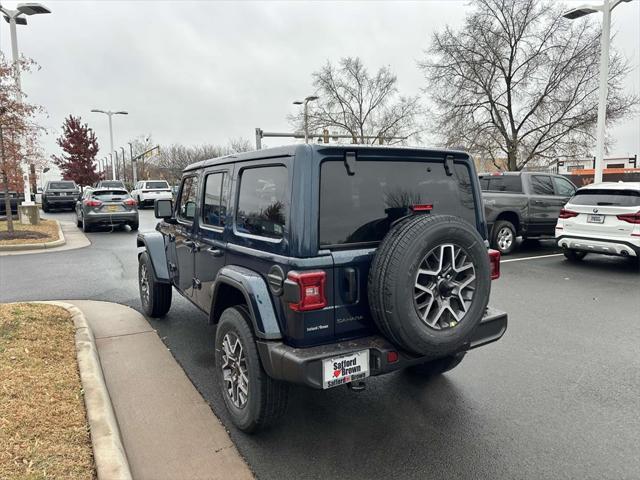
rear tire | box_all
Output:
[491,220,517,255]
[130,221,139,231]
[42,201,49,213]
[76,212,82,228]
[409,352,466,377]
[81,215,91,233]
[138,251,172,317]
[563,249,587,262]
[215,306,289,433]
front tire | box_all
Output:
[215,306,289,433]
[138,251,172,317]
[491,220,517,255]
[408,352,466,377]
[42,201,49,213]
[563,249,587,262]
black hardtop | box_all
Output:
[45,180,77,190]
[183,144,472,173]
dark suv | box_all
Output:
[137,145,508,432]
[42,180,79,212]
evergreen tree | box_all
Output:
[52,115,100,187]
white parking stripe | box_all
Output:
[502,253,564,263]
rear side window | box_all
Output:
[202,172,227,227]
[571,189,640,207]
[236,165,288,239]
[177,176,199,222]
[552,176,576,196]
[146,181,169,189]
[530,175,554,195]
[479,175,522,193]
[320,159,478,247]
[48,182,75,190]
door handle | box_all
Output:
[532,200,544,205]
[206,247,223,257]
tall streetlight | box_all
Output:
[90,109,128,180]
[1,2,51,205]
[293,95,319,144]
[563,0,634,184]
[120,146,126,183]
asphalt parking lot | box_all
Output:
[1,208,638,480]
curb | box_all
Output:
[40,301,132,480]
[0,220,66,251]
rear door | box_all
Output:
[528,174,560,235]
[319,153,481,340]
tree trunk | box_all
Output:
[0,124,15,233]
[506,143,518,171]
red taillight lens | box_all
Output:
[123,198,136,206]
[410,204,433,212]
[559,208,579,219]
[287,271,327,312]
[489,249,500,280]
[617,211,640,224]
[84,199,102,207]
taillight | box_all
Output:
[617,211,640,224]
[559,208,579,219]
[286,271,327,312]
[410,204,433,212]
[84,199,102,207]
[489,249,500,280]
[123,198,136,206]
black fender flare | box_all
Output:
[212,265,282,340]
[136,231,170,283]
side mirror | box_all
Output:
[155,198,174,219]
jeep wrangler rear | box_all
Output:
[137,145,507,432]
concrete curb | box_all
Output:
[40,301,132,480]
[0,220,66,251]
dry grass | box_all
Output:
[0,303,95,480]
[0,220,60,246]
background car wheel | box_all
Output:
[408,352,466,377]
[138,252,172,317]
[81,215,91,233]
[368,214,491,357]
[563,249,587,262]
[215,306,289,433]
[491,220,517,255]
[130,222,139,231]
[42,202,49,213]
[76,213,82,228]
[137,196,143,209]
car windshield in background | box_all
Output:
[571,189,640,207]
[147,182,169,189]
[49,182,75,190]
[320,159,477,246]
[91,190,130,201]
[479,175,522,193]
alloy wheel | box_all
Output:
[497,227,513,252]
[139,263,150,307]
[221,332,249,409]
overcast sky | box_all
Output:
[1,0,638,168]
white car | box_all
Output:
[131,180,173,208]
[556,182,640,262]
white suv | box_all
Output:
[556,182,640,262]
[131,180,172,208]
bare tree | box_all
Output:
[290,57,421,144]
[421,0,638,171]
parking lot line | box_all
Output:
[502,253,564,263]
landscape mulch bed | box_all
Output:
[0,220,60,246]
[0,303,95,479]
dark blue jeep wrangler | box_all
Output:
[137,145,507,432]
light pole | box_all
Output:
[563,0,634,184]
[120,146,126,183]
[0,2,51,205]
[128,142,137,183]
[293,95,319,144]
[90,109,128,180]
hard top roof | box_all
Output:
[577,181,640,191]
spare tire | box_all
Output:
[368,214,490,356]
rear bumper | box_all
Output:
[85,211,138,225]
[256,306,508,389]
[43,197,76,206]
[557,234,640,257]
[140,193,172,203]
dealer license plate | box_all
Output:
[322,350,369,389]
[587,214,604,224]
[107,205,119,212]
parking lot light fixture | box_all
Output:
[293,95,319,144]
[91,109,128,180]
[562,0,634,183]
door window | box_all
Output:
[236,165,288,239]
[177,175,199,222]
[552,176,575,196]
[202,172,226,227]
[530,175,554,195]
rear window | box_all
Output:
[479,175,522,193]
[99,181,125,188]
[48,182,76,190]
[320,159,478,247]
[571,189,640,207]
[146,181,169,189]
[92,190,129,201]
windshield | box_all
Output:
[49,182,76,190]
[91,190,130,201]
[319,159,478,246]
[571,189,640,207]
[146,181,169,189]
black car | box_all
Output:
[137,145,507,432]
[0,191,24,216]
[42,180,80,212]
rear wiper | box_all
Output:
[596,202,615,206]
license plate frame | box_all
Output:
[107,205,119,213]
[587,214,604,224]
[322,350,370,389]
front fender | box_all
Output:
[137,231,170,283]
[213,265,282,340]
